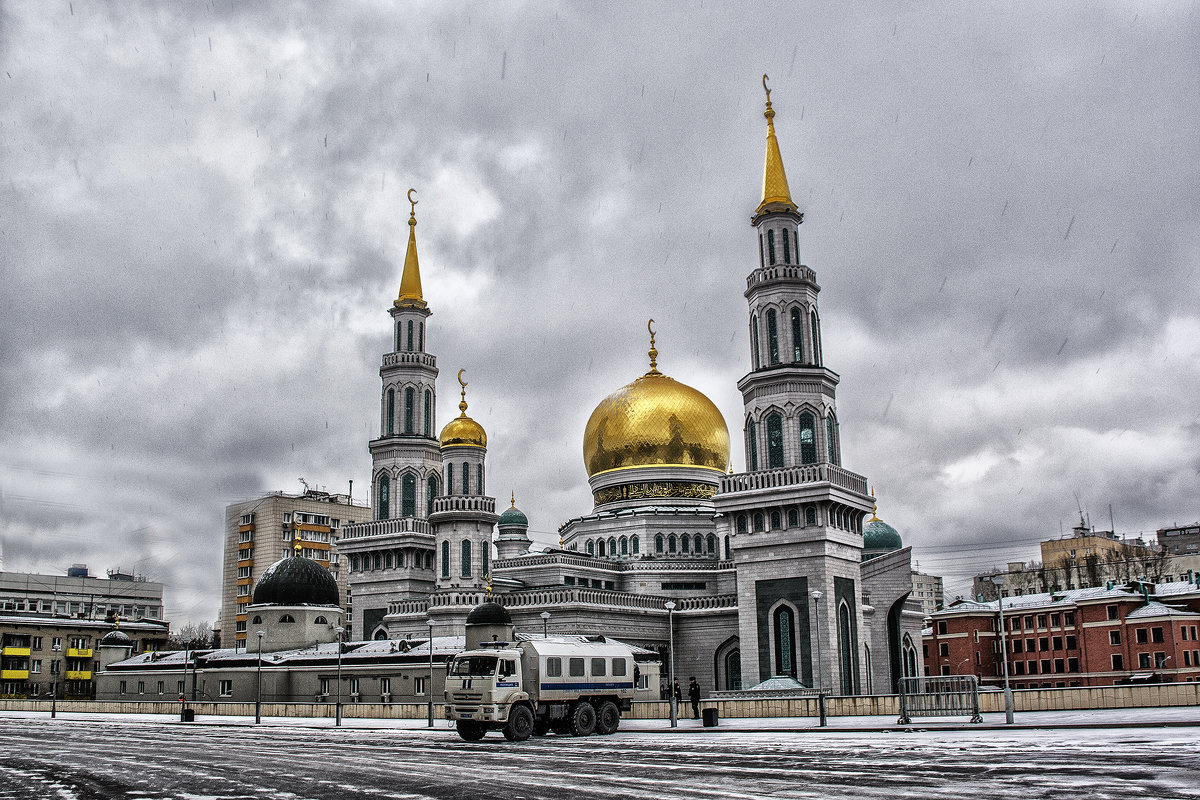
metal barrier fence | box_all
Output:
[897,675,982,724]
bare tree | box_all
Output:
[168,621,214,650]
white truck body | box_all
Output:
[446,637,638,741]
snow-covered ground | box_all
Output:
[0,708,1197,799]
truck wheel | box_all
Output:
[503,705,534,742]
[569,701,597,736]
[596,701,620,735]
[456,720,487,741]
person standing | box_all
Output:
[672,678,682,708]
[688,677,701,719]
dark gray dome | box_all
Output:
[465,601,512,626]
[252,555,339,606]
[100,629,132,645]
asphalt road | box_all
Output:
[1,718,1198,799]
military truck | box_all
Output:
[445,637,638,742]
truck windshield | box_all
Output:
[450,655,498,677]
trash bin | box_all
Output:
[181,708,195,722]
[702,707,718,727]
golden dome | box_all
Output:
[583,323,729,477]
[440,370,487,448]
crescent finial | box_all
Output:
[407,188,418,219]
[646,318,659,374]
[762,74,771,103]
[457,368,467,389]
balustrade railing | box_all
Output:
[382,351,437,368]
[340,517,432,540]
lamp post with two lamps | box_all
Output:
[335,626,345,727]
[664,600,677,728]
[254,630,264,725]
[426,617,435,728]
[991,575,1015,724]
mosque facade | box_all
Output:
[337,83,924,694]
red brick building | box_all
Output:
[923,579,1200,688]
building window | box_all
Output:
[427,475,439,516]
[736,515,747,534]
[750,315,760,370]
[788,508,799,527]
[1112,654,1124,670]
[706,534,716,554]
[460,540,472,577]
[810,309,821,366]
[219,680,233,697]
[414,676,426,695]
[668,535,677,554]
[1107,605,1119,620]
[655,534,664,554]
[753,513,765,533]
[790,308,804,363]
[462,462,469,495]
[424,390,432,437]
[632,535,640,554]
[767,229,776,265]
[798,413,817,464]
[377,474,390,520]
[766,413,784,468]
[477,464,484,495]
[1152,627,1164,643]
[404,387,415,433]
[400,473,417,517]
[680,535,689,554]
[773,605,796,678]
[620,537,628,556]
[1136,628,1148,644]
[446,463,454,496]
[441,540,450,578]
[766,309,780,364]
[386,389,395,435]
[782,227,791,263]
[826,415,839,465]
[770,510,782,530]
[406,320,414,351]
[747,420,759,471]
[805,506,817,525]
[418,321,424,351]
[939,642,949,657]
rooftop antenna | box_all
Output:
[1109,503,1115,534]
[298,477,310,493]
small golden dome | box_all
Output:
[440,370,487,448]
[583,322,729,477]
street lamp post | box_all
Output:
[425,618,435,728]
[991,576,1014,724]
[180,647,189,722]
[540,611,550,639]
[50,643,60,719]
[664,600,677,728]
[335,626,345,727]
[255,631,265,725]
[811,591,826,727]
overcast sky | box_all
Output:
[2,2,1197,625]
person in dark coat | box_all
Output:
[688,677,701,719]
[672,679,682,707]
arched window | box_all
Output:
[668,534,677,554]
[791,308,804,363]
[724,535,731,559]
[782,227,791,263]
[750,315,760,369]
[441,540,450,578]
[747,420,759,471]
[404,387,415,433]
[770,510,782,530]
[758,233,765,268]
[252,615,262,624]
[401,474,416,517]
[620,536,628,556]
[753,512,765,532]
[773,605,796,678]
[373,553,381,570]
[386,389,395,435]
[805,506,817,526]
[798,412,817,465]
[477,464,484,495]
[350,556,360,572]
[426,475,439,516]
[736,515,748,534]
[826,415,840,465]
[608,537,617,557]
[766,309,780,364]
[794,231,799,264]
[693,534,703,554]
[632,535,640,555]
[680,535,689,554]
[424,390,432,436]
[461,462,469,495]
[394,320,402,352]
[481,543,489,577]
[724,647,742,691]
[766,413,784,468]
[767,229,777,265]
[418,321,424,352]
[787,508,799,527]
[384,552,393,569]
[406,320,414,351]
[377,474,390,520]
[839,601,855,694]
[588,539,596,557]
[706,534,716,554]
[810,309,822,366]
[461,540,472,577]
[279,614,295,624]
[598,539,606,557]
[902,634,919,678]
[655,534,664,554]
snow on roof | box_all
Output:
[1125,601,1200,619]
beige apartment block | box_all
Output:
[220,490,371,650]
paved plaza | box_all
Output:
[1,713,1198,799]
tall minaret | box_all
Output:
[368,189,443,521]
[738,76,841,473]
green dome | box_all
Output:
[498,505,528,527]
[863,518,903,552]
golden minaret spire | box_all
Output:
[757,75,798,216]
[395,188,427,309]
[646,318,661,375]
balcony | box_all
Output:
[66,670,92,680]
[67,648,93,659]
[1,647,31,657]
[0,669,29,680]
[382,351,437,369]
[719,463,868,496]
